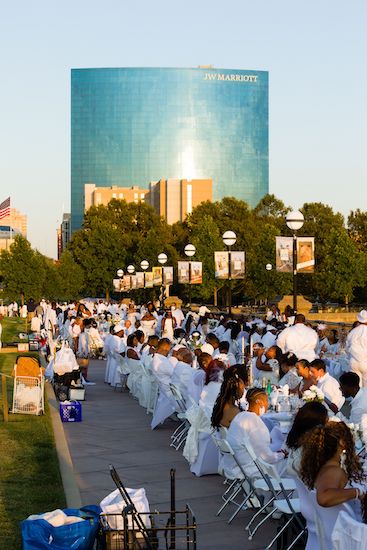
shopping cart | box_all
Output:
[97,466,197,550]
[12,355,45,415]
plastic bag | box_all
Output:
[54,346,79,375]
[100,488,151,530]
[21,505,101,550]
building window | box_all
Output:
[112,193,117,199]
[134,192,138,199]
[119,193,124,198]
[96,193,102,205]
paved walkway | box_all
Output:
[63,360,278,549]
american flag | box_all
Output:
[0,197,11,220]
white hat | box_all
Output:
[256,322,266,330]
[113,323,125,334]
[357,310,367,324]
[266,325,277,332]
[317,323,327,331]
[201,343,214,355]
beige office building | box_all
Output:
[84,184,149,211]
[0,208,27,250]
[83,179,212,224]
[148,179,212,224]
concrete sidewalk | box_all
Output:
[63,360,279,549]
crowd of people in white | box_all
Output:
[4,297,367,547]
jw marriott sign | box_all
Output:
[204,73,258,82]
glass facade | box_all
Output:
[71,67,268,231]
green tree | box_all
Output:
[312,227,367,303]
[348,209,367,252]
[0,236,46,302]
[57,250,84,301]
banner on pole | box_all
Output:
[152,266,163,286]
[145,272,154,288]
[122,275,131,291]
[190,261,203,284]
[163,266,174,285]
[214,251,229,279]
[178,261,190,284]
[275,236,293,272]
[130,275,137,289]
[297,237,315,273]
[136,272,144,289]
[230,251,245,279]
[113,279,122,292]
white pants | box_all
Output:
[350,359,367,387]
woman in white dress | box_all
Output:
[161,310,176,341]
[299,422,365,549]
[211,368,285,479]
[140,310,157,338]
[199,359,225,418]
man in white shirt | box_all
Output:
[309,359,345,412]
[346,310,367,386]
[261,325,277,350]
[152,338,174,389]
[339,372,367,425]
[171,303,185,328]
[198,304,211,318]
[277,314,319,362]
[170,347,196,403]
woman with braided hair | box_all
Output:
[300,421,365,507]
[212,367,285,479]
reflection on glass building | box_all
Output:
[71,67,269,231]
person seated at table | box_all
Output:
[279,352,301,390]
[309,359,345,413]
[326,329,340,354]
[286,401,328,476]
[152,338,174,390]
[170,347,196,403]
[216,341,236,368]
[294,358,315,394]
[339,372,367,425]
[199,359,226,417]
[212,368,285,479]
[255,345,282,386]
[300,421,365,508]
[126,333,140,360]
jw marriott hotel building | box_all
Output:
[71,67,269,231]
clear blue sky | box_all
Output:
[1,0,366,258]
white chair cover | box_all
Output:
[150,386,176,430]
[183,405,211,463]
[293,478,317,550]
[332,510,367,549]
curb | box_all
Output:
[46,383,82,508]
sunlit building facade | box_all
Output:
[71,67,268,231]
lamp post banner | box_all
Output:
[145,272,154,288]
[152,266,163,286]
[214,251,229,279]
[123,275,131,291]
[136,272,144,288]
[190,261,203,284]
[113,279,122,292]
[230,251,245,279]
[275,236,293,272]
[178,261,190,284]
[130,275,137,289]
[163,266,174,285]
[297,237,315,272]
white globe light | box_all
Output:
[127,264,135,274]
[117,269,124,278]
[286,210,304,231]
[184,243,196,257]
[158,253,168,265]
[140,260,149,270]
[222,230,237,247]
[266,263,272,271]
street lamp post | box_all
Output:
[158,253,167,308]
[127,264,135,300]
[265,263,272,305]
[184,243,196,307]
[140,259,149,303]
[222,231,237,315]
[286,211,304,314]
[117,269,124,300]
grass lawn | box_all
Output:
[1,317,28,346]
[0,352,66,549]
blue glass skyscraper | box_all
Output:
[71,67,268,231]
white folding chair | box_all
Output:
[211,428,261,523]
[246,452,306,550]
[169,383,190,450]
